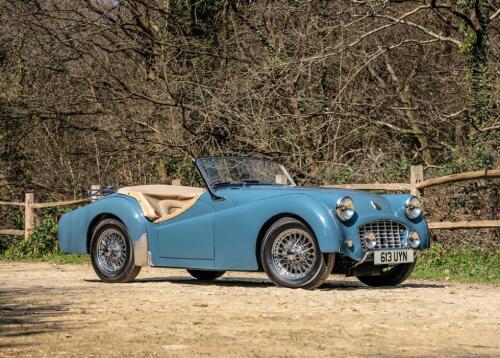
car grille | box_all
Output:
[358,220,406,250]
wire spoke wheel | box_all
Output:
[271,228,317,280]
[96,228,128,273]
[90,219,141,283]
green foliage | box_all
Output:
[2,207,60,259]
[439,145,496,175]
[170,0,224,39]
[165,156,184,176]
[379,158,412,181]
[414,242,500,283]
[6,207,24,229]
[0,207,87,263]
[0,252,89,264]
[0,208,24,252]
[164,156,203,186]
[457,1,493,130]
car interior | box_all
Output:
[117,185,206,222]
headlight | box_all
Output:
[408,231,420,249]
[336,196,355,221]
[405,196,422,219]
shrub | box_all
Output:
[2,207,59,259]
[414,242,500,283]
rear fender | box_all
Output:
[57,194,149,265]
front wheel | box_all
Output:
[187,270,225,280]
[90,218,141,283]
[261,217,334,289]
[356,261,416,287]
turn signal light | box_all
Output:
[363,231,377,250]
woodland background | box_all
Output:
[0,0,498,250]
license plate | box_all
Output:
[374,249,414,265]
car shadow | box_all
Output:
[125,276,276,288]
[319,280,444,290]
[106,276,445,290]
[0,288,74,345]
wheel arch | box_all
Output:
[255,213,321,270]
[83,195,149,266]
[86,213,125,254]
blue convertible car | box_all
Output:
[58,156,429,289]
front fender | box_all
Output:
[251,193,343,253]
[283,193,343,253]
[213,193,343,270]
[382,194,430,248]
[58,194,148,262]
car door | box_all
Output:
[156,196,215,260]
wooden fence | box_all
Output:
[0,196,90,239]
[324,165,500,230]
[0,166,498,240]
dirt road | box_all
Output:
[0,262,499,357]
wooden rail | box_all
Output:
[417,169,500,190]
[0,229,24,236]
[428,220,500,230]
[325,166,423,194]
[0,201,25,207]
[324,183,412,191]
[31,199,89,209]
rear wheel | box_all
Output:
[90,218,141,283]
[261,217,334,289]
[187,270,225,281]
[356,261,416,287]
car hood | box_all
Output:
[216,185,400,215]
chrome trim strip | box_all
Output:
[353,251,371,267]
[133,233,148,266]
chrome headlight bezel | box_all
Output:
[408,231,421,249]
[405,196,422,220]
[363,231,377,250]
[336,196,355,222]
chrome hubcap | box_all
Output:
[271,229,317,280]
[96,228,127,273]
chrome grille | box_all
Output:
[358,220,406,250]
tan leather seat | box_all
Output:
[117,185,205,222]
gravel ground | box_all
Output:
[0,262,499,357]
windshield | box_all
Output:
[196,157,295,189]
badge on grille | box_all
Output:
[371,201,381,210]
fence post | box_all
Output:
[89,185,101,202]
[24,193,34,240]
[171,179,181,186]
[410,165,424,197]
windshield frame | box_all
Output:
[194,156,295,200]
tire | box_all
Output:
[356,261,416,287]
[187,270,225,281]
[90,218,141,283]
[260,217,334,289]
